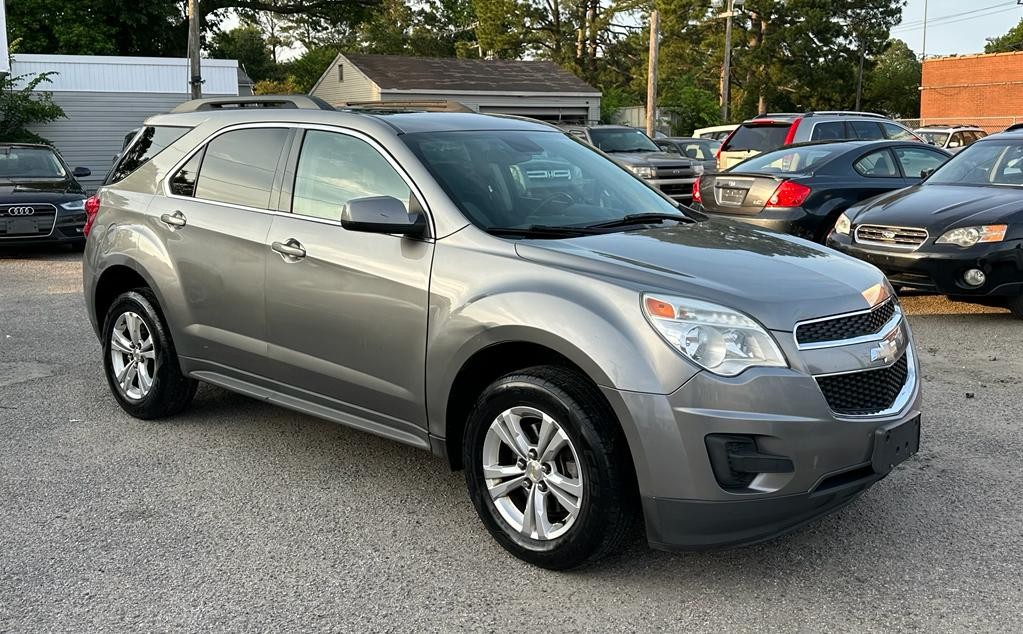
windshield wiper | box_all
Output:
[584,212,693,230]
[484,224,605,238]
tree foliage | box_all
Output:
[209,24,278,82]
[863,39,920,118]
[0,66,67,144]
[985,18,1023,53]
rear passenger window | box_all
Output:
[194,128,289,208]
[291,130,413,221]
[853,150,899,177]
[810,122,848,141]
[170,151,203,197]
[109,125,189,184]
[850,121,884,140]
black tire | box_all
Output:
[101,289,197,419]
[463,365,635,570]
[1007,295,1023,320]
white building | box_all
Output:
[310,53,601,124]
[10,55,245,189]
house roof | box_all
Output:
[339,54,600,95]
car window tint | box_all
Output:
[810,122,848,141]
[853,150,900,177]
[194,128,288,208]
[292,130,412,221]
[684,143,712,160]
[895,147,948,179]
[850,121,885,140]
[722,124,790,152]
[110,125,190,184]
[656,141,681,155]
[170,150,203,197]
[880,122,916,141]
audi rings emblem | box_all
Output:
[6,207,35,216]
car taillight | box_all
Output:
[83,194,101,237]
[692,176,702,203]
[765,181,811,208]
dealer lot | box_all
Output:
[1,249,1021,632]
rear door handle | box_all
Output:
[160,211,187,228]
[271,239,306,260]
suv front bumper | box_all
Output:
[601,341,921,551]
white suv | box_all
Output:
[913,124,988,154]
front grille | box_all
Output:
[0,204,58,239]
[816,353,909,416]
[855,224,928,248]
[654,165,694,179]
[659,183,692,197]
[796,299,897,346]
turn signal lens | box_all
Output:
[645,297,676,318]
[765,181,811,208]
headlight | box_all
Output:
[834,212,851,235]
[627,165,656,179]
[59,199,86,211]
[642,293,787,376]
[935,224,1007,247]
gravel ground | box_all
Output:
[1,248,1021,633]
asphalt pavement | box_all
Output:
[1,248,1021,632]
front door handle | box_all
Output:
[271,239,306,260]
[160,210,187,228]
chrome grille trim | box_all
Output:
[854,224,928,250]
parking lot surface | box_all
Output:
[2,249,1021,632]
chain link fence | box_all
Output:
[896,116,1023,132]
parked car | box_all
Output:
[692,124,738,140]
[654,137,721,173]
[561,124,702,201]
[1005,123,1023,133]
[828,131,1023,318]
[692,140,951,242]
[913,124,987,154]
[83,97,921,569]
[0,143,92,248]
[718,112,921,170]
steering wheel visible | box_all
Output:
[531,191,576,217]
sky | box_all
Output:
[896,0,1023,57]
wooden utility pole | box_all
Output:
[646,10,659,138]
[721,0,734,121]
[188,0,202,99]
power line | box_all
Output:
[895,1,1012,29]
[892,2,1020,33]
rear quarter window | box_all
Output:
[722,124,790,153]
[108,125,190,184]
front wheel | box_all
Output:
[1007,295,1023,320]
[102,289,197,419]
[463,366,635,569]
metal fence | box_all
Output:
[896,116,1023,133]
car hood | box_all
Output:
[515,219,887,331]
[849,184,1023,230]
[0,178,85,199]
[608,152,694,167]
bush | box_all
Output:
[0,65,66,144]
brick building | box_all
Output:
[920,51,1023,132]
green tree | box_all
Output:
[0,66,66,144]
[281,46,343,92]
[209,24,277,82]
[863,39,920,118]
[985,18,1023,53]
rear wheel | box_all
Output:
[463,366,635,569]
[102,289,197,419]
[1007,295,1023,320]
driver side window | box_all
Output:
[292,130,413,221]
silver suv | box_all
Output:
[83,97,921,569]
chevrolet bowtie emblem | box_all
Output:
[870,329,903,365]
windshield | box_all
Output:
[722,123,790,153]
[926,140,1023,187]
[587,128,660,153]
[731,145,841,174]
[917,132,949,147]
[402,130,682,231]
[0,147,67,180]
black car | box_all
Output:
[828,132,1023,318]
[692,140,951,242]
[654,137,721,173]
[0,143,92,248]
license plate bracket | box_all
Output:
[6,218,38,235]
[718,188,747,205]
[871,415,920,475]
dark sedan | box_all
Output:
[828,132,1023,318]
[1,143,92,248]
[691,140,951,242]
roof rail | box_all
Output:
[171,95,335,113]
[342,99,475,113]
[803,111,887,119]
[917,123,981,129]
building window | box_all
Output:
[338,65,344,83]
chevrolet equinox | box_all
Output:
[83,96,921,569]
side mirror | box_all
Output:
[920,168,936,179]
[73,166,91,178]
[340,195,427,237]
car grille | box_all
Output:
[659,183,692,197]
[854,224,928,248]
[654,165,694,179]
[816,353,909,416]
[796,299,897,346]
[0,204,58,239]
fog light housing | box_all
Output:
[963,268,986,287]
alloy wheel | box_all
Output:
[109,311,157,401]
